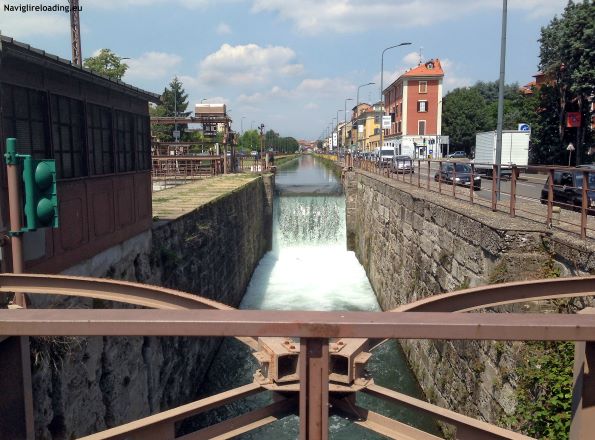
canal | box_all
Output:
[190,155,440,438]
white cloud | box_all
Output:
[305,102,319,110]
[124,52,183,81]
[216,22,232,35]
[403,51,421,67]
[198,43,303,85]
[0,1,69,39]
[440,58,473,91]
[251,0,567,34]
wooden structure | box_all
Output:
[0,36,160,273]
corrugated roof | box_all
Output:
[0,35,160,102]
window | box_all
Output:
[419,81,428,93]
[417,100,428,112]
[87,103,114,175]
[1,84,50,159]
[50,94,86,179]
[418,120,426,135]
[135,115,150,171]
[397,121,402,134]
[115,110,134,172]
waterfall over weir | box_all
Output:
[189,156,441,439]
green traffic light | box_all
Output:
[37,198,55,225]
[35,161,53,190]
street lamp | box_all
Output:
[379,42,412,154]
[344,98,353,151]
[495,0,508,200]
[356,82,375,151]
[336,109,343,151]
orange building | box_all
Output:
[383,59,449,158]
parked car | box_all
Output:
[391,155,414,173]
[540,170,595,213]
[447,151,467,159]
[434,162,481,190]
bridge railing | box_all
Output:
[348,157,594,240]
[1,274,595,439]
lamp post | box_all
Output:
[356,82,375,151]
[495,0,508,201]
[379,42,412,154]
[344,98,353,152]
[336,109,343,152]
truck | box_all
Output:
[473,130,530,178]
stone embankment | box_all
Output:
[344,168,594,425]
[31,174,274,439]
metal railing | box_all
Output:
[151,156,224,191]
[1,274,594,439]
[343,156,594,240]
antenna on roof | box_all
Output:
[418,47,423,65]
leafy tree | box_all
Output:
[83,49,128,80]
[239,130,260,152]
[536,0,594,164]
[442,87,490,153]
[151,77,190,142]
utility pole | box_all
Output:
[69,0,82,65]
[495,0,508,202]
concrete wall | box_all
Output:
[30,175,274,439]
[345,169,595,425]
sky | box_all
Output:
[1,0,570,140]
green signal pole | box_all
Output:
[4,138,25,308]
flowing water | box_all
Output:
[192,155,440,438]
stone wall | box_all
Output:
[30,175,274,439]
[345,169,595,425]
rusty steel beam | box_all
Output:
[80,382,263,440]
[0,274,258,350]
[2,309,595,341]
[151,116,231,125]
[332,397,441,440]
[392,276,595,313]
[300,338,329,440]
[363,384,532,439]
[179,397,297,440]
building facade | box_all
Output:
[383,59,449,158]
[0,36,159,273]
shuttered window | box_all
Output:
[1,84,50,159]
[50,94,86,179]
[87,103,114,175]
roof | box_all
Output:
[384,59,444,93]
[0,35,160,103]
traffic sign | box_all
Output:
[518,123,530,132]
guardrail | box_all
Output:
[1,274,594,439]
[339,155,594,240]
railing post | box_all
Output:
[438,160,442,194]
[452,162,457,199]
[491,165,498,212]
[300,338,329,440]
[470,163,475,204]
[417,160,421,188]
[581,170,588,239]
[570,308,595,439]
[510,165,517,217]
[427,160,430,190]
[547,168,554,228]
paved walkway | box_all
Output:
[152,174,260,221]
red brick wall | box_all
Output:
[406,79,440,135]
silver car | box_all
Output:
[391,155,414,173]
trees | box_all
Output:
[535,0,594,164]
[442,87,490,153]
[442,81,541,157]
[151,77,190,142]
[83,49,128,80]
